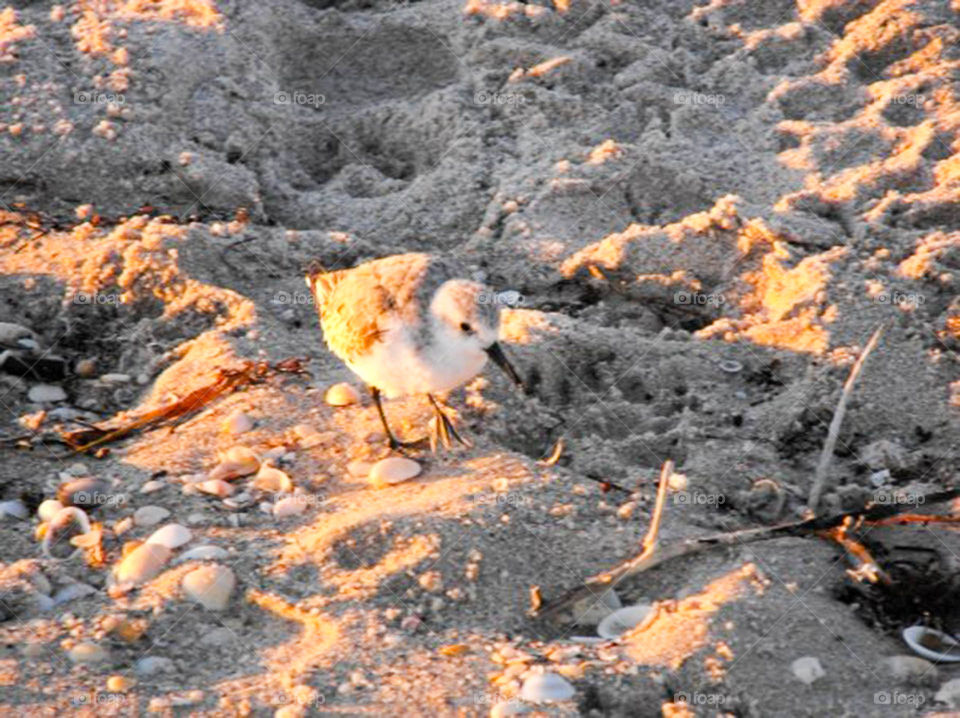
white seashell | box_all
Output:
[113,543,171,584]
[0,499,28,520]
[597,604,654,639]
[68,642,109,664]
[519,672,575,703]
[325,382,360,406]
[902,625,960,663]
[0,322,34,344]
[53,582,97,605]
[223,411,254,435]
[37,499,64,522]
[140,480,165,494]
[175,545,229,564]
[181,564,235,610]
[368,457,421,487]
[133,505,170,527]
[28,384,67,403]
[253,465,293,493]
[273,496,307,518]
[145,524,192,550]
[42,507,92,559]
[197,480,235,498]
[99,373,131,384]
[791,656,825,685]
[113,516,134,535]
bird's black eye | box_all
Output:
[460,322,473,334]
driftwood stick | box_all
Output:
[533,486,960,621]
[807,323,887,513]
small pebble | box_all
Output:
[223,411,254,435]
[53,583,96,605]
[134,505,171,527]
[106,675,135,692]
[368,457,421,488]
[325,382,360,406]
[791,656,825,685]
[99,373,131,384]
[145,523,192,549]
[28,384,67,403]
[181,564,236,611]
[135,656,175,676]
[0,499,28,520]
[75,358,97,377]
[520,672,575,703]
[200,627,237,647]
[114,543,171,584]
[68,642,109,664]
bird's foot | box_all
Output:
[428,400,472,453]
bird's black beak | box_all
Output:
[485,342,525,391]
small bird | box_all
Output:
[306,253,524,450]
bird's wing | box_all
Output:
[315,253,441,361]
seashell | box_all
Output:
[68,642,109,664]
[347,459,372,477]
[57,477,116,510]
[174,545,229,564]
[135,656,175,676]
[140,480,165,494]
[106,675,135,692]
[368,457,421,488]
[133,505,170,527]
[902,626,960,663]
[252,465,293,493]
[222,411,254,435]
[113,543,171,585]
[292,423,328,448]
[791,656,825,685]
[28,384,67,403]
[145,524,192,550]
[181,564,235,611]
[42,507,92,559]
[718,359,743,373]
[519,672,575,703]
[597,604,654,639]
[37,499,64,522]
[325,382,360,406]
[208,446,260,480]
[273,496,307,518]
[197,480,235,498]
[0,322,34,344]
[99,373,131,384]
[0,499,28,520]
[262,446,287,462]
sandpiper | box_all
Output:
[306,253,524,450]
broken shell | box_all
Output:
[718,359,743,373]
[596,604,654,639]
[791,656,825,685]
[113,543,172,585]
[519,672,575,703]
[181,564,235,610]
[253,465,293,493]
[368,457,421,488]
[903,626,960,663]
[145,524,192,550]
[208,446,260,480]
[325,382,360,406]
[41,507,92,559]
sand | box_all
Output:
[1,0,959,715]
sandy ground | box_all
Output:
[1,0,960,716]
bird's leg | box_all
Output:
[369,386,420,450]
[427,394,472,451]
